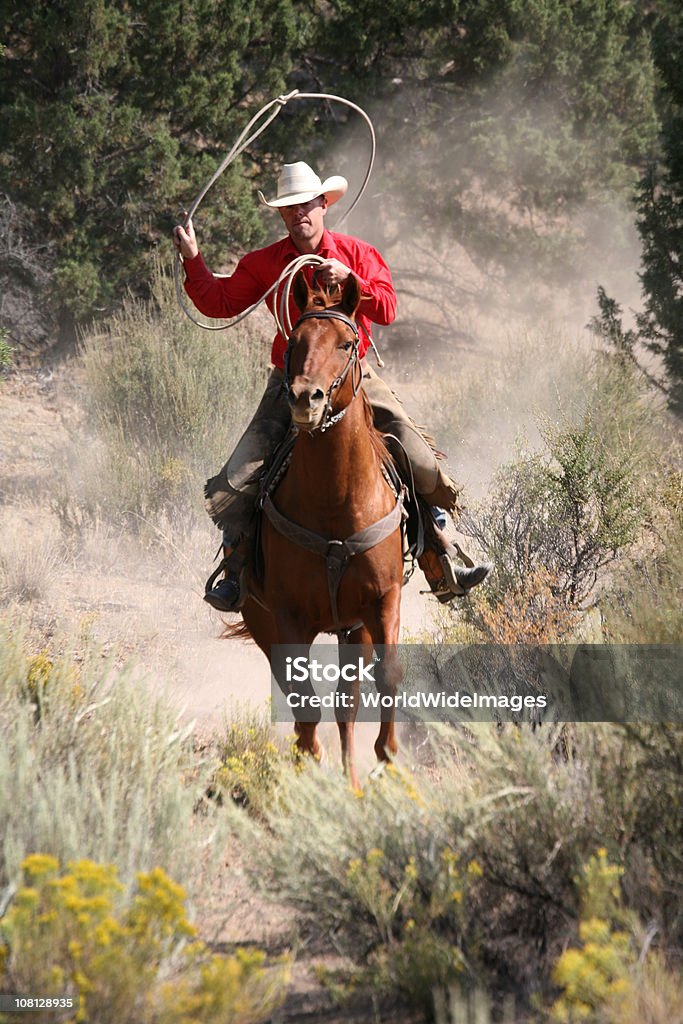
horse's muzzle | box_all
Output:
[288,380,326,428]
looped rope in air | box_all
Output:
[173,90,376,335]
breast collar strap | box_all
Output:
[284,309,362,433]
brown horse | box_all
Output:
[228,271,404,789]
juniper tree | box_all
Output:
[0,0,307,324]
[636,3,683,411]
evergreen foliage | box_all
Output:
[0,0,662,338]
[0,0,308,321]
[309,0,658,292]
[636,4,683,410]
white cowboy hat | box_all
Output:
[258,161,348,208]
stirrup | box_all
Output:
[424,578,467,604]
[204,556,230,596]
[203,567,246,613]
[420,554,492,604]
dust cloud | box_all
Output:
[297,82,649,496]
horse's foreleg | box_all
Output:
[374,653,401,763]
[363,589,402,763]
[337,624,373,791]
[271,616,323,762]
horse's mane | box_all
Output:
[360,387,395,474]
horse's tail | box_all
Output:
[220,618,253,641]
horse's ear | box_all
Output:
[292,270,312,312]
[339,273,361,319]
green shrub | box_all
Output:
[50,429,204,536]
[53,257,102,321]
[342,842,468,1006]
[228,723,683,1014]
[56,261,268,531]
[0,854,287,1024]
[469,417,647,610]
[80,261,266,461]
[459,358,656,642]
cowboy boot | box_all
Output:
[418,515,492,603]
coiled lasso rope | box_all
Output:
[173,90,377,344]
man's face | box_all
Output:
[279,195,327,250]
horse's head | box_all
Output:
[285,272,362,432]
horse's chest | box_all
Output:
[267,544,394,622]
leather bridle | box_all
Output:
[283,309,362,433]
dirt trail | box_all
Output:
[1,366,437,740]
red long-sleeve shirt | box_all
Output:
[182,228,397,368]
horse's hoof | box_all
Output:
[368,761,387,781]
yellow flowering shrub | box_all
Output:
[0,855,287,1024]
[342,844,471,1007]
[551,850,635,1023]
[24,652,54,693]
[212,708,284,815]
[21,650,82,720]
[215,745,280,811]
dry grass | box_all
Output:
[51,260,269,536]
[0,526,61,605]
[610,956,683,1024]
[412,323,596,489]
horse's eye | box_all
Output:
[338,341,353,351]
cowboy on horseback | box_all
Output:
[173,161,491,612]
